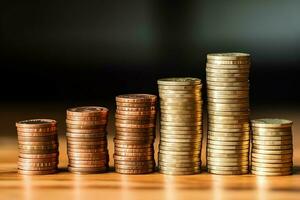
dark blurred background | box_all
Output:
[1,0,300,106]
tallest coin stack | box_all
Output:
[206,53,251,175]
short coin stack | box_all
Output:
[16,119,58,175]
[251,118,293,176]
[114,94,157,174]
[66,106,109,174]
[206,53,251,175]
[157,78,203,175]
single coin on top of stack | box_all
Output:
[66,106,109,174]
[157,77,203,175]
[251,118,293,176]
[206,53,251,175]
[114,94,157,174]
[16,119,58,175]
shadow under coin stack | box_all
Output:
[16,119,58,175]
[157,78,203,175]
[206,53,251,175]
[251,119,293,176]
[66,106,109,174]
[114,94,157,174]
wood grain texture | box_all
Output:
[0,105,299,200]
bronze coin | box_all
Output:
[115,113,156,120]
[68,151,107,158]
[116,131,155,137]
[18,169,58,175]
[66,119,107,126]
[114,147,153,153]
[115,127,155,133]
[18,161,58,168]
[18,157,58,163]
[67,136,107,142]
[115,135,155,141]
[116,106,156,111]
[115,123,155,128]
[66,128,106,134]
[66,132,106,138]
[67,140,106,145]
[67,148,107,153]
[17,126,57,133]
[113,138,153,145]
[18,144,58,150]
[114,151,154,157]
[116,101,156,107]
[66,124,107,129]
[113,154,153,161]
[16,119,57,128]
[19,149,58,154]
[18,165,57,171]
[115,167,154,174]
[18,140,58,146]
[67,106,109,117]
[115,110,156,116]
[67,144,107,149]
[66,115,107,121]
[115,118,156,125]
[116,94,157,103]
[18,135,58,142]
[114,160,155,166]
[114,143,153,149]
[114,163,154,170]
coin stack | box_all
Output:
[114,94,157,174]
[251,119,293,176]
[66,106,109,174]
[157,78,203,175]
[206,53,251,175]
[16,119,58,175]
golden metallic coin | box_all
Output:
[159,141,202,147]
[159,93,201,98]
[160,133,202,139]
[208,118,249,125]
[159,150,201,156]
[206,72,249,78]
[251,118,293,128]
[16,119,57,128]
[207,59,250,65]
[206,67,250,74]
[252,140,293,146]
[207,152,249,158]
[158,88,200,94]
[207,148,249,154]
[209,123,249,129]
[251,127,292,133]
[208,110,249,116]
[251,148,293,155]
[207,144,248,150]
[207,168,248,175]
[160,125,201,131]
[251,162,293,168]
[116,106,156,111]
[159,168,201,175]
[116,94,157,103]
[159,165,200,172]
[208,135,249,142]
[206,76,249,82]
[251,166,292,173]
[160,100,202,107]
[252,135,292,141]
[207,53,250,60]
[207,85,249,91]
[207,156,248,162]
[208,89,249,95]
[207,165,248,171]
[252,131,292,136]
[208,106,248,112]
[158,85,201,90]
[208,126,250,133]
[160,121,202,127]
[159,161,201,168]
[207,93,248,99]
[207,139,249,146]
[157,77,201,86]
[160,129,202,135]
[251,170,292,176]
[206,80,249,87]
[251,157,292,164]
[208,98,249,104]
[251,153,293,160]
[206,63,250,69]
[207,161,249,167]
[252,144,292,150]
[160,137,201,143]
[159,145,201,152]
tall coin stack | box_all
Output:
[66,106,109,174]
[114,94,157,174]
[206,53,251,175]
[157,78,203,175]
[16,119,58,175]
[251,119,293,176]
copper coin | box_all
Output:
[19,149,58,154]
[114,147,153,153]
[17,126,57,133]
[18,161,58,167]
[67,136,107,142]
[66,128,106,134]
[115,127,155,133]
[66,132,106,139]
[67,106,109,117]
[115,123,155,129]
[67,147,107,153]
[66,124,107,129]
[18,135,58,142]
[115,113,156,120]
[67,144,107,149]
[115,167,154,174]
[66,119,107,126]
[66,115,107,121]
[68,151,107,158]
[116,106,156,111]
[114,138,153,145]
[67,141,106,146]
[115,163,154,170]
[18,157,58,163]
[19,153,59,159]
[116,101,156,108]
[68,166,107,174]
[116,131,155,137]
[115,135,154,142]
[114,160,155,166]
[69,159,107,165]
[114,151,154,157]
[116,94,157,103]
[115,118,156,125]
[68,156,108,161]
[18,143,58,149]
[16,119,57,128]
[69,163,108,168]
[17,131,57,137]
[18,165,57,171]
[114,143,153,149]
[18,169,58,175]
[115,110,156,116]
[113,154,153,161]
[18,140,58,146]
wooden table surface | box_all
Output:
[0,104,299,200]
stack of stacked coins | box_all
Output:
[157,78,203,175]
[251,119,293,176]
[206,53,251,175]
[114,94,157,174]
[66,106,109,174]
[16,119,58,175]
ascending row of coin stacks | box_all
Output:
[114,94,157,174]
[158,78,203,175]
[251,119,293,176]
[16,119,58,175]
[206,53,251,175]
[66,107,109,174]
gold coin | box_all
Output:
[209,114,249,120]
[160,129,202,135]
[159,145,201,152]
[207,148,249,154]
[160,105,202,111]
[206,76,249,82]
[159,154,200,161]
[160,137,201,143]
[207,53,250,61]
[157,77,201,86]
[251,166,292,172]
[208,89,249,95]
[252,140,293,146]
[208,135,249,142]
[159,161,201,168]
[207,59,250,65]
[251,162,293,168]
[207,165,248,171]
[207,156,248,162]
[208,98,249,104]
[252,144,292,150]
[208,110,249,116]
[208,118,249,125]
[161,109,202,115]
[159,168,201,175]
[161,113,202,118]
[207,160,249,167]
[160,125,201,131]
[251,170,292,176]
[207,139,249,146]
[158,85,201,90]
[159,150,201,156]
[206,80,249,87]
[207,85,249,91]
[207,144,248,150]
[160,121,202,127]
[159,141,202,147]
[251,118,293,128]
[159,165,200,172]
[251,149,293,155]
[206,72,249,78]
[207,168,248,175]
[161,118,202,123]
[159,93,201,98]
[251,127,292,133]
[209,123,249,129]
[160,133,202,139]
[206,67,250,74]
[251,157,292,164]
[251,153,293,160]
[207,93,248,99]
[158,89,201,94]
[208,126,250,133]
[160,100,202,106]
[207,152,249,158]
[208,106,248,112]
[206,63,250,69]
[252,131,291,136]
[252,135,292,141]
